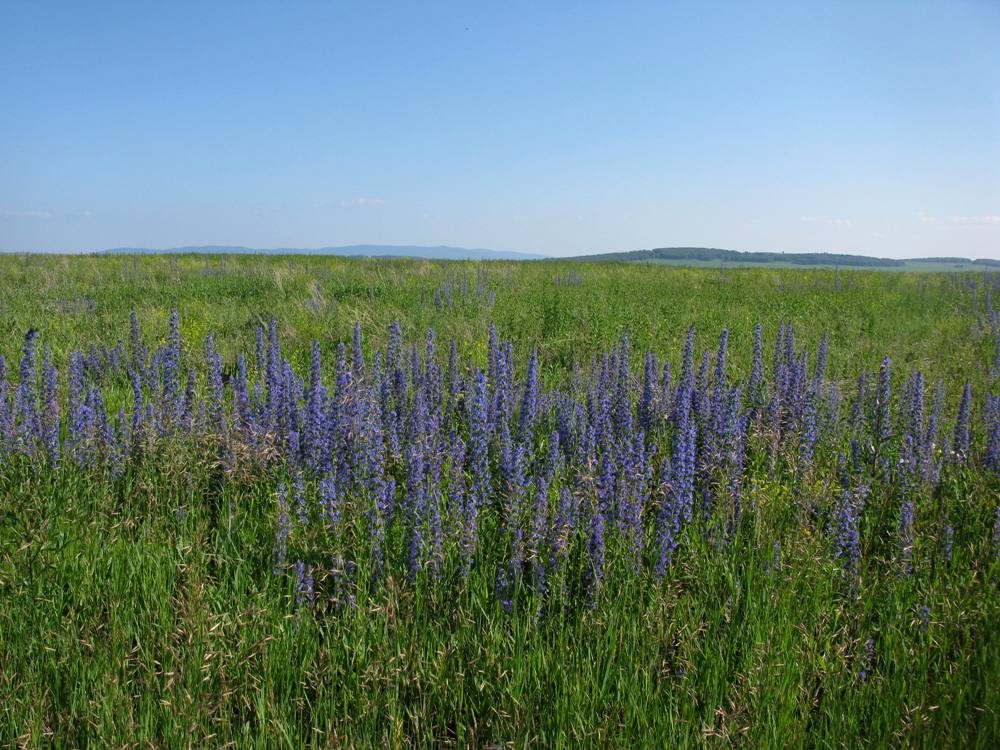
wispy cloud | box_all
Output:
[1,209,53,219]
[800,216,852,227]
[339,197,386,208]
[949,215,1000,226]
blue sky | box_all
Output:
[1,1,998,257]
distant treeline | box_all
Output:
[561,247,1000,268]
[564,247,904,266]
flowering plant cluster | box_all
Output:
[1,312,997,618]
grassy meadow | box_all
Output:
[0,253,987,376]
[0,253,998,748]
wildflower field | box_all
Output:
[1,254,998,747]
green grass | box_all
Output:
[0,253,986,379]
[0,254,998,747]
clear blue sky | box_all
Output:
[2,1,998,257]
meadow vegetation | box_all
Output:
[0,254,997,748]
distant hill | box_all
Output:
[98,244,545,261]
[560,246,909,267]
[559,246,1000,269]
[17,244,995,268]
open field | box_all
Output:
[0,253,989,374]
[1,254,998,747]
